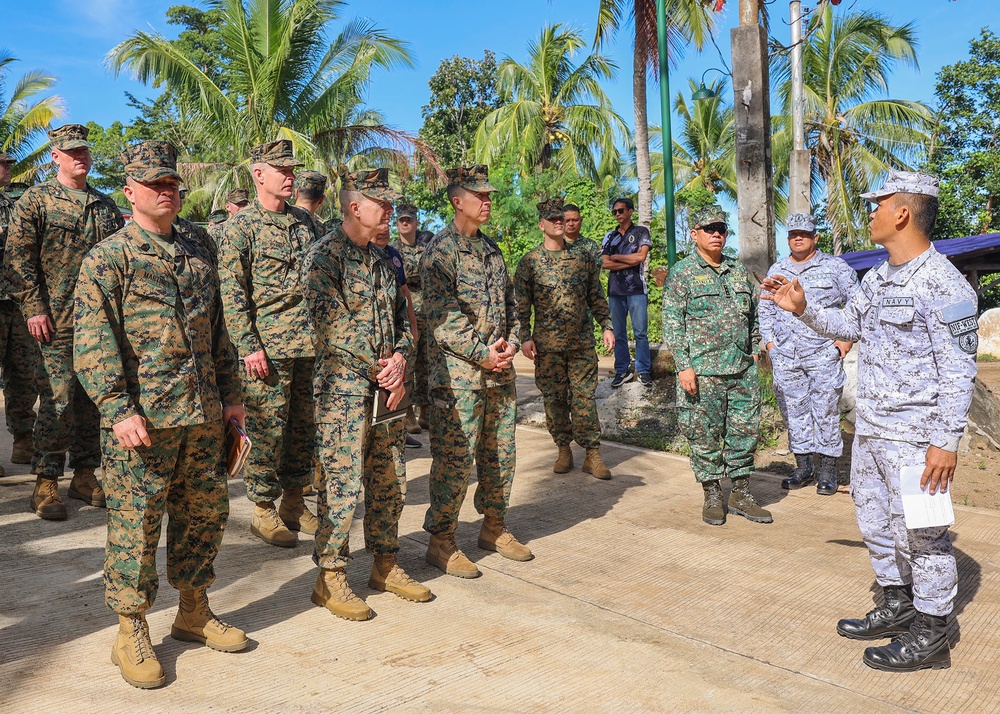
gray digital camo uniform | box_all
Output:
[799,245,977,616]
[759,251,858,456]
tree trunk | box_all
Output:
[634,35,653,228]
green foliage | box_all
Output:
[85,121,130,191]
[930,28,1000,240]
[0,52,64,184]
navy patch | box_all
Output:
[881,296,914,308]
[959,332,978,354]
[948,316,978,336]
[393,256,402,267]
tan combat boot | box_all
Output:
[68,466,106,508]
[312,461,324,492]
[311,568,373,620]
[11,431,33,464]
[405,406,422,434]
[478,516,533,561]
[111,614,165,689]
[278,487,319,535]
[582,448,612,480]
[426,533,480,578]
[369,554,432,602]
[553,445,574,474]
[417,405,430,430]
[251,501,297,547]
[171,588,248,652]
[29,476,66,520]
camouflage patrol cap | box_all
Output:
[342,168,401,203]
[786,213,817,234]
[446,165,497,193]
[691,205,729,229]
[5,182,29,201]
[249,139,304,167]
[120,140,182,183]
[208,209,228,224]
[396,203,418,220]
[297,170,327,192]
[537,197,565,220]
[861,170,940,201]
[0,151,15,165]
[47,124,90,151]
[225,188,250,206]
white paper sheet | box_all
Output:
[900,465,955,529]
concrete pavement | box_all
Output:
[1,425,999,712]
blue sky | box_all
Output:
[2,0,990,250]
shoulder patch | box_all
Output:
[959,332,979,354]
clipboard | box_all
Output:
[372,383,412,426]
[226,418,252,477]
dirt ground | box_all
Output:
[756,361,1000,511]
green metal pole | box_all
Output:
[656,0,676,267]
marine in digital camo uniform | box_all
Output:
[5,124,124,520]
[74,140,248,690]
[662,205,773,527]
[420,165,532,579]
[392,203,431,433]
[515,197,615,479]
[759,213,859,494]
[301,168,430,622]
[207,208,228,247]
[294,169,334,236]
[763,171,976,673]
[0,152,40,474]
[218,140,320,548]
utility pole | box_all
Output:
[731,0,776,278]
[655,0,676,267]
[788,0,811,214]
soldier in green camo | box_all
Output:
[218,139,320,548]
[392,203,430,433]
[515,197,616,479]
[301,168,430,621]
[74,140,248,690]
[294,170,334,236]
[0,154,39,474]
[207,208,228,246]
[5,124,125,520]
[662,205,771,526]
[223,187,250,216]
[420,164,532,579]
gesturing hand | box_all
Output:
[760,275,807,316]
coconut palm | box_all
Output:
[106,0,414,204]
[0,52,65,184]
[594,0,717,224]
[771,4,935,253]
[473,24,631,183]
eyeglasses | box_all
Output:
[612,208,629,215]
[698,223,728,235]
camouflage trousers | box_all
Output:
[771,347,845,457]
[410,312,429,406]
[102,421,229,615]
[677,365,760,484]
[423,383,516,535]
[535,348,601,448]
[314,395,405,569]
[851,435,957,616]
[0,300,39,437]
[35,331,100,478]
[242,357,316,503]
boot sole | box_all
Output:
[728,507,773,524]
[11,455,32,464]
[67,488,107,508]
[703,515,726,526]
[862,653,951,672]
[170,625,248,652]
[426,552,481,578]
[816,486,838,496]
[368,577,432,603]
[781,479,813,490]
[552,465,573,474]
[582,465,612,480]
[477,538,534,561]
[29,503,67,520]
[837,626,910,641]
[110,648,165,689]
[250,524,297,548]
[310,590,373,620]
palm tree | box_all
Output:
[106,0,413,205]
[0,52,65,184]
[473,24,631,183]
[771,4,935,253]
[594,0,717,225]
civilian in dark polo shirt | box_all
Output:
[602,198,652,387]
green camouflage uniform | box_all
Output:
[217,141,319,504]
[73,139,242,615]
[566,235,604,264]
[206,209,228,248]
[300,195,412,569]
[661,225,760,484]
[6,159,124,479]
[515,200,612,449]
[420,168,520,536]
[391,234,428,406]
[0,186,40,441]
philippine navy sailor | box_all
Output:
[762,170,977,673]
[759,212,859,494]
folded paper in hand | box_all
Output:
[900,465,955,529]
[226,419,252,478]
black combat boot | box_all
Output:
[816,454,838,495]
[781,453,814,490]
[836,584,916,640]
[863,611,951,672]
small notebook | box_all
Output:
[226,418,252,478]
[372,384,412,426]
[900,465,955,529]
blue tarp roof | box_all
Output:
[841,233,1000,271]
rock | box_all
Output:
[977,307,1000,359]
[650,343,676,379]
[776,449,789,456]
[839,348,858,423]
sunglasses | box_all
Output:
[698,223,728,235]
[612,207,630,215]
